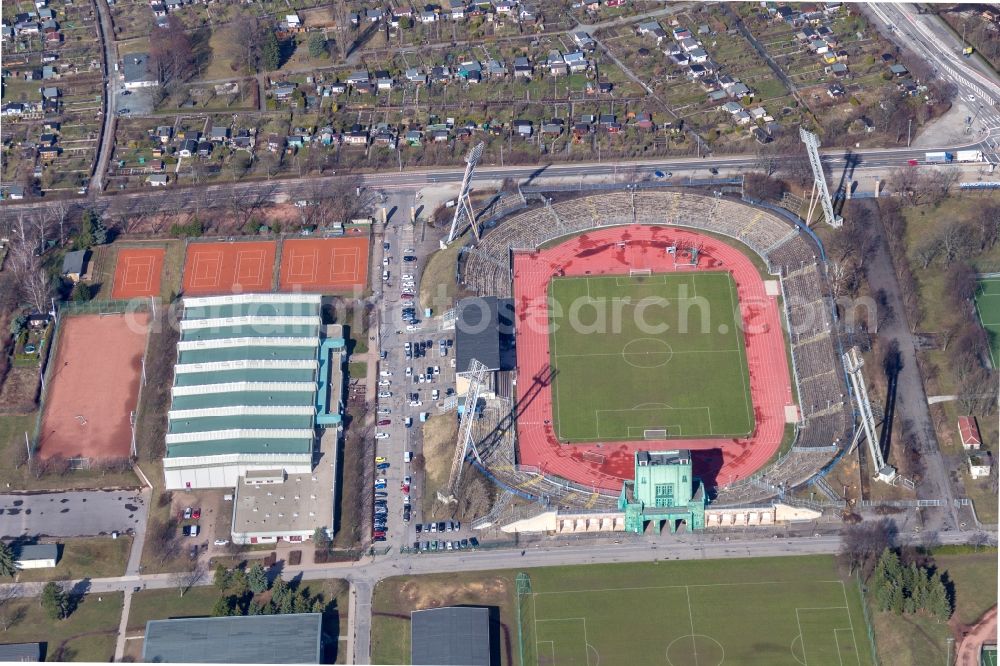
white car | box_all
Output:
[408,400,422,407]
[375,432,390,440]
[378,380,391,387]
[378,391,392,398]
[379,370,393,377]
[213,539,229,546]
[406,324,422,331]
[382,257,390,266]
[405,367,412,376]
[377,408,391,415]
[431,389,439,400]
[402,274,414,281]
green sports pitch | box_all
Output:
[548,272,753,442]
[975,277,1000,367]
[520,557,874,666]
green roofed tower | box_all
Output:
[618,450,706,534]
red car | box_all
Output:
[372,531,386,538]
[401,484,410,494]
[908,159,918,166]
[192,508,202,520]
[378,419,391,426]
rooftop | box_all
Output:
[411,607,494,665]
[143,613,323,663]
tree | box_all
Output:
[308,32,327,59]
[270,577,290,612]
[149,15,196,85]
[230,12,263,74]
[946,262,977,303]
[212,595,235,617]
[313,527,331,553]
[228,568,249,598]
[248,599,264,615]
[213,564,231,591]
[926,572,952,621]
[839,518,897,580]
[71,282,92,303]
[261,31,281,71]
[247,562,268,594]
[0,543,16,578]
[40,582,68,620]
[0,584,24,631]
[171,563,205,597]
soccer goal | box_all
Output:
[629,268,652,277]
[643,429,668,439]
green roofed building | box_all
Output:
[142,613,323,663]
[618,450,706,534]
[163,294,325,490]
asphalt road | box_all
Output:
[90,0,117,196]
[0,490,145,538]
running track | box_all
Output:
[512,225,795,492]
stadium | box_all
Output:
[451,188,852,532]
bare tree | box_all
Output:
[170,561,206,597]
[229,12,263,75]
[0,585,25,631]
[838,518,898,580]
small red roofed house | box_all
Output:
[957,416,982,450]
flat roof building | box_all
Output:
[15,543,58,569]
[122,52,158,89]
[0,643,43,661]
[411,607,494,665]
[143,613,323,663]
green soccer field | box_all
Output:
[521,556,874,666]
[975,277,1000,367]
[548,272,753,442]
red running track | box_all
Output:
[512,225,795,492]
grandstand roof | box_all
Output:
[455,296,514,373]
[167,294,322,461]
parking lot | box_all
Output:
[0,490,145,538]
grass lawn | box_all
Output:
[372,555,872,666]
[871,549,998,666]
[15,537,131,583]
[419,237,470,312]
[419,414,458,521]
[974,277,1000,367]
[348,361,368,379]
[548,272,752,441]
[0,591,123,661]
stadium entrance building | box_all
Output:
[618,450,706,534]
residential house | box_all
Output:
[969,451,992,480]
[344,128,367,145]
[122,53,158,89]
[698,24,710,35]
[209,126,228,142]
[38,145,59,160]
[430,129,449,142]
[196,141,212,157]
[830,62,848,77]
[513,119,532,137]
[6,186,25,200]
[375,71,394,90]
[147,174,169,187]
[448,0,465,19]
[38,133,56,146]
[689,63,707,78]
[494,0,514,14]
[273,82,297,99]
[266,135,284,152]
[419,9,436,23]
[286,135,304,150]
[826,82,845,98]
[232,130,255,151]
[668,53,689,67]
[634,112,653,130]
[486,59,506,78]
[61,250,89,281]
[572,122,591,140]
[405,129,423,146]
[317,127,335,146]
[518,4,535,22]
[178,138,197,157]
[547,51,567,76]
[721,101,742,115]
[749,107,767,120]
[707,89,727,102]
[329,81,347,94]
[597,81,612,93]
[513,56,532,78]
[734,109,751,125]
[41,65,56,79]
[679,37,700,52]
[347,71,371,86]
[689,47,708,63]
[431,66,451,83]
[457,60,481,80]
[365,8,383,21]
[405,68,428,84]
[285,13,301,29]
[728,82,752,98]
[636,20,660,36]
[753,127,772,144]
[354,82,375,94]
[573,31,595,49]
[889,64,908,77]
[564,51,588,73]
[958,416,982,450]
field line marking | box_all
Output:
[838,581,862,666]
[533,580,836,596]
[725,273,754,431]
[685,585,700,666]
[554,349,742,358]
[795,608,809,666]
[584,618,592,666]
[833,628,860,666]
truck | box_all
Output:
[925,152,953,163]
[955,150,984,163]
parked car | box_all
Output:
[214,539,229,546]
[183,507,193,520]
[375,432,390,439]
[378,391,392,398]
[375,456,387,464]
[378,419,391,426]
[415,523,423,534]
[192,508,201,520]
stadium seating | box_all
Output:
[460,190,852,508]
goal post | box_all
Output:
[629,268,652,277]
[643,429,668,439]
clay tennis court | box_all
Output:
[38,313,149,460]
[279,237,369,292]
[513,225,795,492]
[111,248,165,298]
[182,241,277,295]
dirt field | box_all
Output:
[0,365,40,414]
[279,237,370,292]
[182,241,277,295]
[112,248,166,298]
[38,313,150,460]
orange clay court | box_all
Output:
[111,248,165,298]
[39,313,149,460]
[182,241,277,295]
[279,237,369,292]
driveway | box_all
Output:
[0,490,146,538]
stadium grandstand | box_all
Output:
[457,189,852,514]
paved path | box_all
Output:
[927,394,958,405]
[956,605,997,666]
[90,0,117,195]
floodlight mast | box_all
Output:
[799,127,843,228]
[446,142,486,243]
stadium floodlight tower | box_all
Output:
[446,142,486,244]
[799,127,843,228]
[843,346,896,484]
[442,358,490,500]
